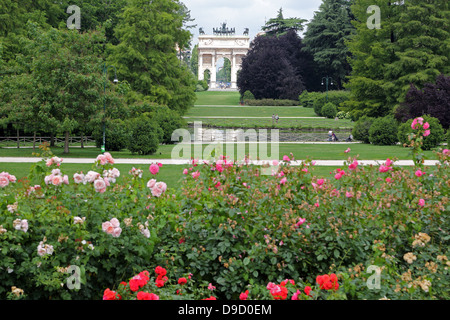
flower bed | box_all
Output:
[1,119,449,300]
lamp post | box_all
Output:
[321,76,334,102]
[102,63,118,154]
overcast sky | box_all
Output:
[183,0,324,46]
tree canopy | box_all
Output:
[343,0,450,119]
[302,0,356,89]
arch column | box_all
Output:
[210,54,216,89]
[198,54,204,80]
[230,53,237,89]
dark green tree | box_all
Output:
[107,0,196,115]
[343,0,450,119]
[302,0,356,89]
[262,7,307,36]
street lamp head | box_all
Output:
[113,78,119,84]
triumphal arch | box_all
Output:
[198,23,250,90]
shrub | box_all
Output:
[397,115,445,150]
[195,84,205,92]
[2,128,449,301]
[241,90,255,104]
[126,116,162,155]
[299,91,321,108]
[92,119,128,151]
[352,116,375,143]
[395,74,450,129]
[313,94,327,116]
[245,99,299,106]
[336,111,351,120]
[150,108,186,145]
[446,129,450,146]
[321,102,338,119]
[368,116,398,145]
[198,80,209,91]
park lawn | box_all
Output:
[2,162,186,190]
[195,91,241,105]
[185,117,354,130]
[0,161,341,189]
[0,142,438,161]
[185,106,318,118]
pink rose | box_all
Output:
[415,169,425,177]
[52,175,62,186]
[280,177,287,185]
[346,191,353,198]
[102,221,112,232]
[283,155,290,162]
[112,227,122,237]
[110,218,120,228]
[183,169,188,175]
[73,173,85,184]
[0,176,9,188]
[147,179,156,189]
[344,148,351,153]
[94,178,106,193]
[149,164,160,175]
[192,171,200,179]
[348,160,358,171]
[418,199,425,207]
[422,122,430,130]
[317,178,324,185]
[423,130,430,137]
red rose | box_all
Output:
[239,290,249,300]
[155,266,167,276]
[304,286,312,296]
[178,277,187,285]
[137,292,159,300]
[202,296,217,300]
[103,288,120,300]
[323,281,333,290]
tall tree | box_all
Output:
[262,7,307,37]
[237,31,306,100]
[302,0,356,89]
[343,0,450,119]
[107,0,196,114]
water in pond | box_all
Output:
[186,126,352,143]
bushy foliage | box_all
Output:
[241,90,255,103]
[369,116,398,146]
[126,116,162,155]
[397,115,445,151]
[92,119,128,151]
[238,30,318,100]
[245,99,299,106]
[2,126,449,301]
[321,102,338,119]
[336,111,351,120]
[352,116,375,143]
[309,91,350,116]
[395,74,450,129]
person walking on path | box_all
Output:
[275,114,279,124]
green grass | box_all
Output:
[195,91,241,105]
[0,161,342,190]
[185,106,318,118]
[0,142,438,161]
[2,162,186,190]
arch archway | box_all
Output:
[197,26,250,90]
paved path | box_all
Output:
[0,157,440,166]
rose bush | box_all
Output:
[1,117,449,300]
